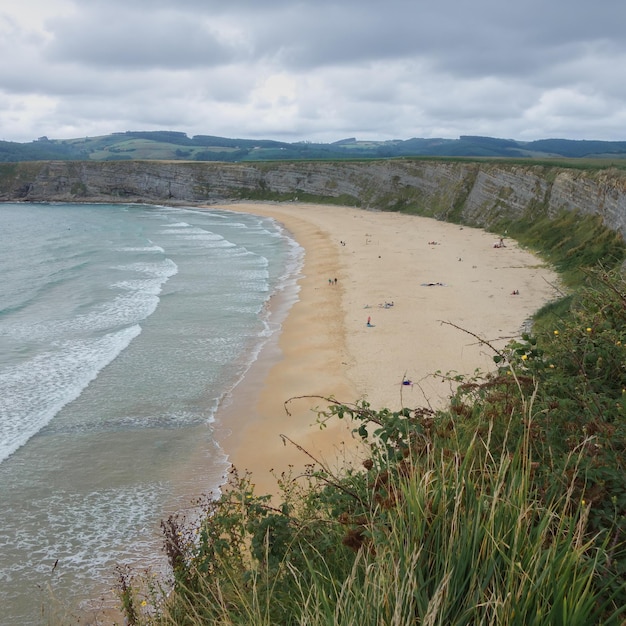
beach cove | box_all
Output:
[212,203,561,497]
[0,201,560,625]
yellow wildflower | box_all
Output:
[553,330,559,336]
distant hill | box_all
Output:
[1,131,626,162]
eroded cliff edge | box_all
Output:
[2,159,626,236]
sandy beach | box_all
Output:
[213,202,560,496]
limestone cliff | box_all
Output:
[1,159,626,236]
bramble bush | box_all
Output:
[470,267,626,530]
[443,266,626,603]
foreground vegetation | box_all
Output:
[110,212,626,624]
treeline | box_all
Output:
[2,132,626,163]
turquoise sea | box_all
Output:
[0,202,301,624]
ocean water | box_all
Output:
[0,202,301,624]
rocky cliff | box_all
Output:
[2,159,626,236]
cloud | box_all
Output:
[44,7,242,69]
[1,0,626,143]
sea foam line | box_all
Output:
[0,325,142,464]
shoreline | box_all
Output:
[211,203,361,497]
[209,202,561,498]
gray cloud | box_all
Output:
[46,12,231,68]
[1,0,626,142]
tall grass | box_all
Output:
[124,396,623,624]
[142,445,617,625]
[290,428,616,625]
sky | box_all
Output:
[2,0,626,144]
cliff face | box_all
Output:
[2,159,626,236]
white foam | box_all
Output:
[116,245,165,253]
[0,258,177,342]
[0,325,142,464]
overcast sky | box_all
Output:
[2,0,625,143]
